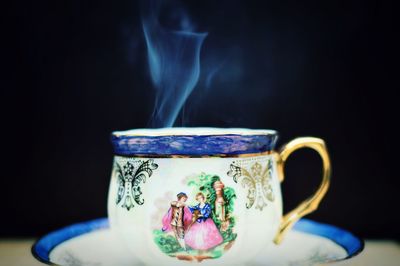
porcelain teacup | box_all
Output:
[107,128,331,265]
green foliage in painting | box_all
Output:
[153,229,182,255]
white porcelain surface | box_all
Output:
[108,155,282,265]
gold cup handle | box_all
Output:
[273,137,331,244]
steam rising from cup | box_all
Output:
[142,0,207,128]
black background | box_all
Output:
[3,0,398,241]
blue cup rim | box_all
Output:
[111,127,279,157]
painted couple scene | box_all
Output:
[153,174,237,261]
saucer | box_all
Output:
[32,218,364,266]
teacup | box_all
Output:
[108,128,331,265]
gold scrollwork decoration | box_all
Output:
[227,160,275,211]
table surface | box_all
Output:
[0,239,398,266]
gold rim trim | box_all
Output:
[114,150,274,158]
[273,137,331,244]
[112,127,278,137]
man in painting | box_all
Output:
[162,192,193,250]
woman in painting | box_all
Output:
[184,192,223,250]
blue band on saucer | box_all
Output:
[293,219,364,258]
[32,218,108,264]
[111,134,278,156]
[32,218,364,264]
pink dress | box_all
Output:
[184,203,223,250]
